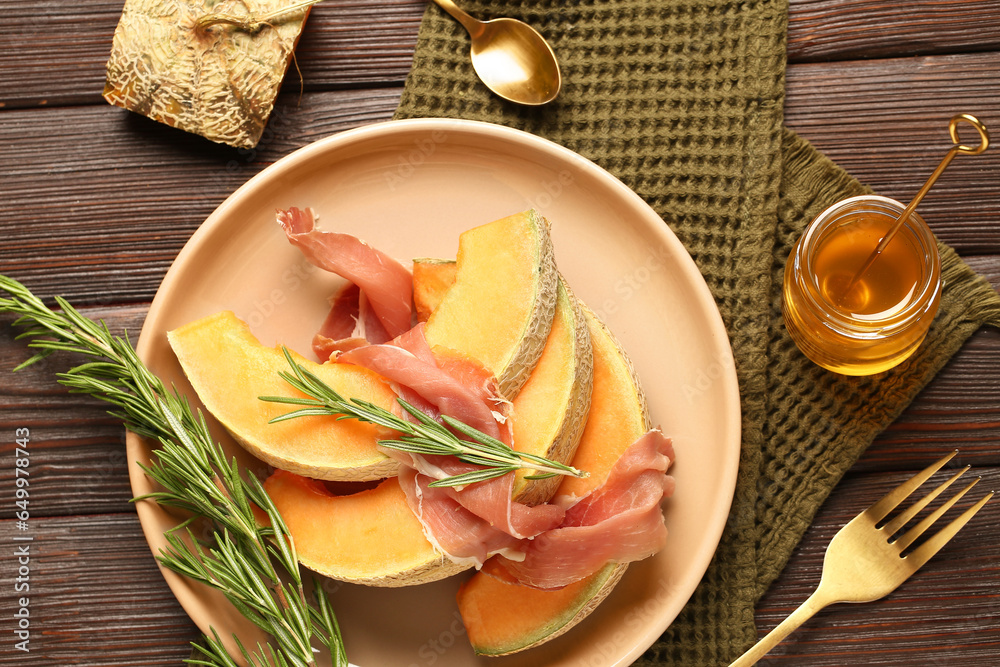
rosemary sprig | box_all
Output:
[260,347,588,487]
[0,276,346,667]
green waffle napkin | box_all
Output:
[394,1,1000,663]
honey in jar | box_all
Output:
[782,195,941,375]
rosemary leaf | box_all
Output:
[426,466,516,488]
[260,347,588,487]
[0,275,344,667]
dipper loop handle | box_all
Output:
[841,114,989,300]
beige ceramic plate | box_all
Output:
[127,118,741,666]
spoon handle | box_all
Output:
[431,0,484,37]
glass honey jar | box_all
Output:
[782,195,942,376]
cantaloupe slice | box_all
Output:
[457,303,652,655]
[168,310,399,481]
[456,559,627,656]
[263,470,469,587]
[555,304,651,501]
[412,257,457,322]
[510,280,593,505]
[410,259,594,505]
[424,209,558,399]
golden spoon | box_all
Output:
[841,113,989,300]
[431,0,561,105]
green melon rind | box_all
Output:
[498,210,559,398]
[513,277,594,505]
[425,209,559,400]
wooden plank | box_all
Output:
[0,305,147,517]
[0,0,426,109]
[2,1,998,108]
[0,514,200,665]
[787,0,1000,63]
[864,328,1000,470]
[0,53,997,305]
[784,51,1000,255]
[753,466,1000,665]
[1,477,995,666]
[0,87,401,306]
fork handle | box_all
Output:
[727,589,834,666]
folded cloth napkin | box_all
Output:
[394,0,1000,663]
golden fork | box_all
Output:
[729,451,993,666]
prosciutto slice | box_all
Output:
[337,325,566,565]
[277,205,676,587]
[399,467,563,567]
[494,429,676,589]
[312,283,391,361]
[277,207,413,337]
[338,324,504,441]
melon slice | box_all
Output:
[555,304,651,501]
[424,209,558,398]
[411,259,594,505]
[510,280,593,505]
[263,470,468,587]
[168,310,399,481]
[412,257,457,322]
[457,303,651,655]
[456,559,627,656]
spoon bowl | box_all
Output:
[432,0,561,105]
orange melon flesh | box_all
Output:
[410,259,594,505]
[510,280,592,504]
[456,560,624,656]
[424,209,558,398]
[457,303,650,655]
[412,257,457,322]
[168,310,399,481]
[264,470,468,587]
[555,305,651,501]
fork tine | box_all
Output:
[881,466,970,536]
[866,451,958,523]
[903,490,994,571]
[892,477,980,552]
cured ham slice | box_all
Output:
[337,326,674,583]
[338,324,505,441]
[277,207,413,337]
[313,283,391,361]
[399,467,563,567]
[494,429,675,589]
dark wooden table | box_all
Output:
[1,1,998,665]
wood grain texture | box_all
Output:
[0,88,401,306]
[786,0,1000,63]
[784,52,1000,255]
[0,0,427,109]
[0,306,147,517]
[0,53,997,306]
[0,515,199,665]
[1,0,999,665]
[753,468,1000,665]
[2,1,998,107]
